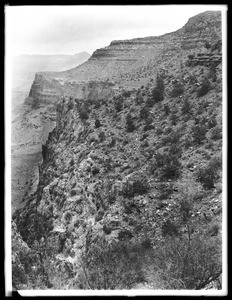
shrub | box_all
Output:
[95,118,101,128]
[188,54,194,59]
[135,94,143,105]
[140,106,150,120]
[156,74,165,92]
[151,88,164,104]
[125,113,136,132]
[75,239,146,289]
[162,220,179,237]
[144,116,154,131]
[122,177,150,198]
[98,131,106,142]
[211,39,222,52]
[208,62,217,82]
[122,90,132,98]
[204,41,211,50]
[210,125,222,140]
[79,108,89,120]
[145,96,154,107]
[163,103,170,116]
[207,116,217,129]
[152,150,182,180]
[197,77,211,97]
[191,125,207,144]
[181,99,192,115]
[170,83,184,98]
[170,111,178,126]
[147,74,165,106]
[31,97,40,109]
[68,97,75,110]
[196,157,221,189]
[156,127,163,135]
[114,96,124,112]
[63,211,72,223]
[188,75,197,85]
[157,183,174,200]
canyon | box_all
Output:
[12,11,223,291]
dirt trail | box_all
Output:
[11,102,56,214]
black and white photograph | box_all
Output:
[5,4,227,296]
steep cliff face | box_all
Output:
[26,11,221,107]
[13,11,223,290]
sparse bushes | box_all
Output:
[197,77,211,97]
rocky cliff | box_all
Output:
[13,11,223,290]
[26,11,221,106]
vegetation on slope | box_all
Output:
[12,38,223,290]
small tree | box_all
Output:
[148,74,165,106]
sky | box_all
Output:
[6,5,226,56]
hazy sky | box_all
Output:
[6,5,226,56]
